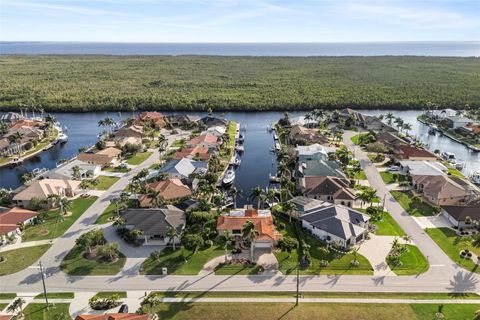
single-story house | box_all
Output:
[300,176,356,207]
[121,207,185,245]
[199,116,228,127]
[412,175,470,206]
[173,145,211,161]
[289,125,329,145]
[399,160,447,176]
[201,125,227,137]
[77,152,120,167]
[289,196,330,219]
[289,115,317,127]
[96,147,122,159]
[114,125,144,139]
[444,115,471,129]
[459,123,480,136]
[158,157,208,180]
[166,114,200,127]
[186,134,219,150]
[216,207,282,251]
[376,131,408,149]
[0,112,24,123]
[135,111,166,128]
[139,179,192,207]
[393,145,437,161]
[441,205,480,228]
[174,199,200,212]
[300,204,370,249]
[12,179,81,208]
[75,313,148,320]
[0,207,38,242]
[295,144,333,162]
[44,159,101,180]
[296,159,345,181]
[425,109,456,119]
[6,125,44,143]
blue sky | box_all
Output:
[1,0,479,42]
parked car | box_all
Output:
[119,304,129,313]
[387,166,399,172]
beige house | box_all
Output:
[114,125,144,139]
[412,175,470,206]
[77,151,120,166]
[13,179,81,208]
[289,125,329,144]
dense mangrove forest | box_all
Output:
[0,55,479,112]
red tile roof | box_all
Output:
[75,314,148,320]
[187,134,218,146]
[0,207,38,235]
[217,209,281,242]
[394,145,436,160]
[173,146,211,161]
[139,179,192,205]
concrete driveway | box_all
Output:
[413,215,452,230]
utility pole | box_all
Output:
[38,261,49,310]
[295,263,300,306]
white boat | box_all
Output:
[470,171,480,185]
[269,174,281,183]
[230,158,241,167]
[275,143,281,151]
[235,145,244,152]
[453,160,465,170]
[10,157,23,165]
[441,152,456,160]
[58,133,68,143]
[222,169,236,185]
[273,134,279,140]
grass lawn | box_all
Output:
[24,303,70,320]
[214,263,262,275]
[22,196,97,241]
[140,246,225,275]
[125,151,152,165]
[390,191,437,217]
[350,133,367,145]
[426,227,480,273]
[34,292,74,299]
[0,304,8,311]
[171,139,185,148]
[387,245,429,276]
[93,291,127,299]
[0,293,16,299]
[95,202,117,224]
[103,166,130,173]
[380,172,407,184]
[274,216,373,275]
[0,244,51,276]
[91,175,120,190]
[357,209,405,236]
[353,170,367,180]
[60,243,126,276]
[447,167,466,179]
[147,302,479,320]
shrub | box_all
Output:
[319,260,329,267]
[95,140,106,150]
[89,294,122,310]
[350,260,360,267]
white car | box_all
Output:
[387,166,399,172]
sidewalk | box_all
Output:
[0,239,52,253]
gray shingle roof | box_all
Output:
[122,207,185,236]
[159,158,208,178]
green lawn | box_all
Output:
[125,151,152,165]
[95,202,117,224]
[390,191,437,217]
[387,245,429,276]
[60,243,126,276]
[34,292,74,299]
[350,133,367,145]
[380,172,407,184]
[103,166,131,173]
[0,304,8,311]
[0,244,51,276]
[447,167,466,179]
[23,303,70,320]
[352,170,367,180]
[274,216,373,275]
[22,196,98,241]
[357,209,405,236]
[426,227,480,273]
[171,139,185,148]
[145,302,480,320]
[214,263,262,275]
[0,293,16,299]
[93,291,127,299]
[91,175,120,190]
[140,246,225,275]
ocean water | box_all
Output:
[0,42,478,56]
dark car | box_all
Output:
[119,304,129,313]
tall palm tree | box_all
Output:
[221,230,234,262]
[385,112,394,126]
[242,220,259,261]
[403,123,412,136]
[249,186,263,209]
[71,165,81,180]
[147,189,163,208]
[230,187,240,208]
[7,297,26,317]
[282,201,296,223]
[266,188,278,205]
[59,197,71,215]
[166,226,178,250]
[8,132,24,144]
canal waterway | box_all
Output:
[1,110,479,206]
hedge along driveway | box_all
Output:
[22,196,98,241]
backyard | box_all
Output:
[426,227,480,273]
[0,244,51,276]
[22,196,98,241]
[390,191,438,217]
[125,151,152,165]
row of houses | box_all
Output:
[0,112,47,157]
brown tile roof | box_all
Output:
[0,207,38,225]
[136,111,166,127]
[289,125,329,144]
[77,153,116,165]
[376,132,408,146]
[414,175,468,200]
[173,146,211,161]
[96,147,122,158]
[217,209,282,242]
[465,124,480,135]
[187,134,218,146]
[394,145,437,160]
[75,314,148,320]
[12,179,81,201]
[139,179,192,205]
[304,176,355,200]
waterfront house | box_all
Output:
[376,131,408,149]
[139,179,192,207]
[216,207,282,251]
[77,152,119,167]
[158,157,208,180]
[135,111,166,128]
[0,207,38,243]
[300,203,370,249]
[300,176,356,207]
[393,145,437,161]
[12,179,81,208]
[199,116,228,127]
[459,123,480,137]
[441,205,480,228]
[75,314,148,320]
[173,145,211,161]
[290,196,330,219]
[114,125,144,139]
[121,207,185,246]
[295,144,333,162]
[166,114,200,127]
[444,115,472,129]
[96,146,122,158]
[45,159,101,180]
[0,112,24,123]
[289,115,316,127]
[186,134,219,150]
[426,109,457,120]
[289,125,329,145]
[399,160,447,176]
[412,175,470,206]
[296,159,345,181]
[201,125,227,137]
[6,125,44,143]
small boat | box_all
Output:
[222,169,236,185]
[275,143,281,151]
[469,171,480,185]
[269,174,281,183]
[58,133,68,143]
[441,152,456,160]
[230,158,241,167]
[10,157,23,166]
[453,161,465,170]
[273,134,279,140]
[43,144,53,151]
[235,145,244,152]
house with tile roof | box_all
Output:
[201,125,227,137]
[217,207,282,251]
[441,205,480,228]
[0,207,38,243]
[173,145,211,161]
[121,207,185,245]
[166,114,200,127]
[393,145,437,161]
[300,176,356,208]
[139,179,192,207]
[114,125,144,139]
[75,314,148,320]
[158,157,208,180]
[289,125,329,145]
[135,111,166,128]
[186,134,219,150]
[412,175,470,206]
[376,131,408,149]
[300,203,370,249]
[12,179,81,208]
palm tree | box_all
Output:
[147,189,163,208]
[403,123,412,136]
[59,197,71,215]
[113,216,125,228]
[166,226,178,250]
[242,220,259,261]
[221,230,234,262]
[266,188,278,205]
[8,132,24,144]
[141,293,161,318]
[385,112,394,126]
[7,297,26,317]
[71,165,81,180]
[282,201,296,223]
[79,180,91,192]
[230,187,240,208]
[249,186,263,209]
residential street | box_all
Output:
[0,132,478,295]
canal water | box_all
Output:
[1,110,479,206]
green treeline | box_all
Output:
[0,55,479,112]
